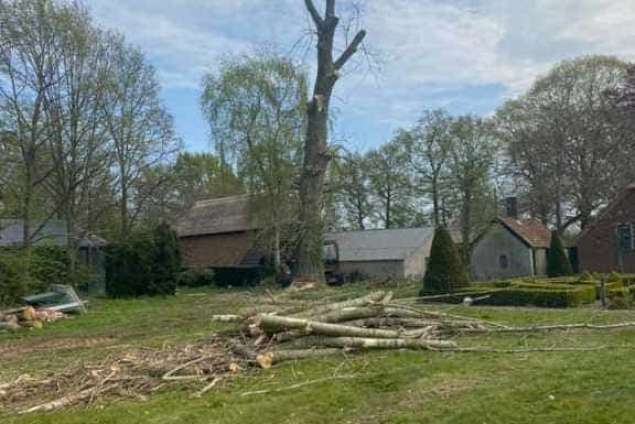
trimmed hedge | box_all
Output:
[482,285,596,308]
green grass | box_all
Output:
[2,281,635,423]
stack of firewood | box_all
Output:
[0,306,65,331]
[213,291,488,368]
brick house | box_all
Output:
[176,195,264,270]
[577,184,635,273]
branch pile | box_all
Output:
[217,291,488,369]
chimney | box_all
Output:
[505,197,518,219]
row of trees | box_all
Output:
[0,0,186,269]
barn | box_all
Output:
[324,228,434,280]
[176,195,264,271]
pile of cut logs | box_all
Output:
[213,291,488,368]
[0,306,65,331]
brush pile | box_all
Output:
[216,290,490,369]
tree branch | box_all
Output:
[334,30,367,70]
[304,0,323,28]
[325,0,335,18]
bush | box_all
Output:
[0,251,44,305]
[178,268,215,287]
[105,224,181,298]
[483,285,596,308]
[547,230,573,277]
[421,226,467,294]
[212,267,262,287]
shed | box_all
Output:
[176,195,264,270]
[324,228,434,280]
[470,217,552,281]
[577,184,635,273]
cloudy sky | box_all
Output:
[90,0,635,152]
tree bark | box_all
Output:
[294,0,366,281]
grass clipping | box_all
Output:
[3,290,634,415]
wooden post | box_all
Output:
[600,278,607,308]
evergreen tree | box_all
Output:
[421,226,468,294]
[151,222,182,296]
[547,230,573,277]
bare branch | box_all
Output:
[304,0,323,28]
[325,0,336,18]
[334,30,367,70]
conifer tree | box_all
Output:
[421,226,467,294]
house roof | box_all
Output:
[577,183,635,242]
[0,219,107,247]
[498,217,551,248]
[324,228,433,262]
[176,195,258,238]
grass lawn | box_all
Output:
[1,281,635,423]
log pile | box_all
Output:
[216,291,488,369]
[0,306,66,331]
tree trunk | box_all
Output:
[119,165,129,239]
[294,0,366,281]
[432,175,440,227]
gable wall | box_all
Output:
[471,223,534,281]
[179,231,257,269]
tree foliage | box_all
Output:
[547,230,573,278]
[422,226,467,294]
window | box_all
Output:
[499,254,509,269]
[617,224,633,252]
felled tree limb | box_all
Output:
[294,291,386,318]
[19,383,118,414]
[211,315,244,323]
[290,336,456,350]
[463,321,635,334]
[256,348,346,369]
[241,374,359,397]
[256,314,425,339]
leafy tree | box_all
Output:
[403,109,454,226]
[101,34,180,238]
[366,139,414,229]
[547,230,573,277]
[497,55,633,231]
[331,152,373,230]
[422,226,467,294]
[447,116,498,265]
[201,53,307,269]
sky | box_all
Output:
[90,0,635,153]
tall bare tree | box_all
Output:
[0,0,64,254]
[101,36,179,238]
[295,0,366,280]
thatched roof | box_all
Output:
[176,195,258,238]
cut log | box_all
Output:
[290,336,456,350]
[211,315,244,323]
[256,348,346,369]
[294,291,386,318]
[256,314,425,339]
[316,306,386,323]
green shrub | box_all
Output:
[213,267,262,287]
[105,224,181,298]
[547,230,573,277]
[483,285,596,308]
[178,268,215,287]
[578,271,595,283]
[421,226,467,294]
[0,251,44,305]
[607,286,633,309]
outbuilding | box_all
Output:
[324,228,434,281]
[470,217,552,281]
